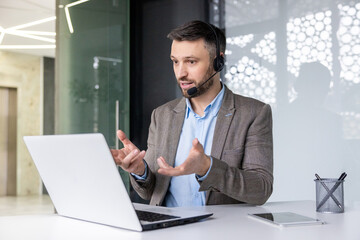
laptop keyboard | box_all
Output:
[135,210,180,222]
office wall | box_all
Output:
[0,50,43,195]
[221,0,360,202]
[130,0,208,150]
[43,57,55,136]
[0,87,16,196]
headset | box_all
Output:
[187,22,225,96]
[205,22,225,72]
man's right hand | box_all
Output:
[110,130,146,176]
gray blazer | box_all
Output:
[130,86,273,205]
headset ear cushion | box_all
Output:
[214,56,225,72]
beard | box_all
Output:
[177,65,215,98]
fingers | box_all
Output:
[117,130,136,150]
[110,148,127,165]
[192,138,204,152]
[110,148,125,158]
[117,129,127,142]
[110,148,117,157]
[157,138,208,177]
[157,157,183,176]
[126,150,146,175]
[121,149,146,169]
[111,147,146,174]
[192,138,199,146]
[157,157,171,169]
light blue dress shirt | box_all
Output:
[132,85,225,207]
[164,85,225,207]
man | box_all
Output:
[111,20,273,207]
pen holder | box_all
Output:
[315,178,344,213]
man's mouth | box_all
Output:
[179,81,195,90]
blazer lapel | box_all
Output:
[166,98,186,167]
[167,89,235,164]
[150,99,186,206]
[210,86,235,159]
[206,86,235,203]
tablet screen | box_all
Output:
[249,212,324,227]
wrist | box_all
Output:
[135,164,145,176]
[197,155,211,176]
[134,159,147,176]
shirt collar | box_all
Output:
[185,83,225,119]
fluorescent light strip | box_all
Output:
[64,0,90,33]
[0,18,56,46]
[0,32,5,45]
[4,29,55,43]
[7,16,56,31]
[0,26,4,44]
[15,30,56,36]
[64,7,74,33]
[67,0,90,8]
[0,45,56,49]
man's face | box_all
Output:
[170,39,215,98]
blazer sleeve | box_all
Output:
[199,104,273,205]
[129,109,157,200]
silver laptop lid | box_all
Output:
[24,133,142,231]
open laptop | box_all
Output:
[23,133,212,231]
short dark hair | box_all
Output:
[167,20,226,59]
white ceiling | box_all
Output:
[0,0,56,57]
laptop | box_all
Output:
[23,133,212,231]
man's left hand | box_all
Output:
[157,138,211,177]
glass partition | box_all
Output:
[211,0,360,203]
[56,0,130,190]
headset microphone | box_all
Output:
[187,71,218,96]
[187,22,224,96]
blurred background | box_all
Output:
[0,0,359,204]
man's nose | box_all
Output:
[177,63,188,79]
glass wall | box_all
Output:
[212,0,360,202]
[56,0,130,189]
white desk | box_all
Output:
[0,197,359,240]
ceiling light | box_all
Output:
[64,0,90,33]
[0,26,4,44]
[4,29,55,43]
[0,17,56,50]
[7,17,56,31]
[0,45,56,49]
[15,30,56,36]
[67,0,90,8]
[64,7,74,33]
[0,33,5,45]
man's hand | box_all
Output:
[157,138,211,177]
[110,130,146,176]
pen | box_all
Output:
[316,172,347,211]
